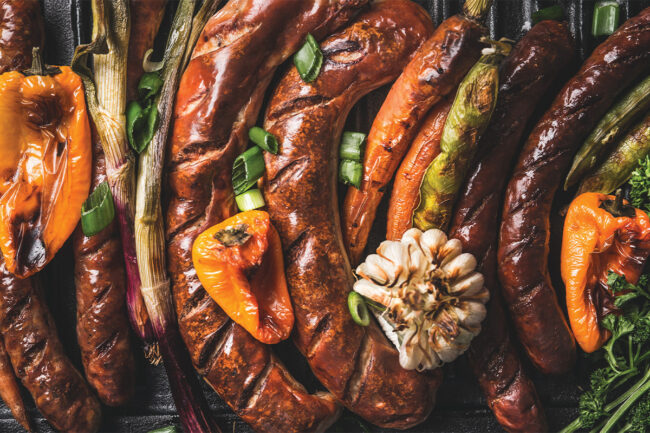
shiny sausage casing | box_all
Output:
[0,335,30,431]
[0,0,43,74]
[498,8,650,375]
[450,20,574,432]
[0,258,101,433]
[73,128,135,407]
[342,12,485,265]
[165,1,370,431]
[263,1,441,428]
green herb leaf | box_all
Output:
[248,127,278,154]
[81,181,115,237]
[293,33,323,83]
[126,101,159,154]
[138,72,164,102]
[629,156,650,216]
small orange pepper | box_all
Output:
[192,210,294,344]
[561,192,650,353]
[0,49,91,278]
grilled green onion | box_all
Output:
[249,126,279,154]
[126,101,159,154]
[339,160,363,189]
[138,72,163,101]
[339,132,366,162]
[236,188,266,211]
[232,146,265,195]
[532,5,564,24]
[147,427,179,433]
[81,181,115,237]
[592,1,620,37]
[293,33,323,83]
[348,292,370,326]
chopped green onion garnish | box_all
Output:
[339,132,366,162]
[232,146,265,195]
[293,33,323,83]
[81,181,115,237]
[235,188,265,211]
[348,292,370,326]
[138,72,164,101]
[147,427,179,433]
[339,160,363,189]
[249,127,279,154]
[592,1,620,37]
[532,5,565,24]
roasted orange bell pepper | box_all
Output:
[192,210,294,344]
[0,48,91,278]
[561,192,650,353]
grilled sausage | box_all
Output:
[127,0,167,101]
[263,1,442,428]
[450,20,575,432]
[0,257,101,433]
[0,0,43,74]
[497,8,650,375]
[342,10,485,265]
[0,336,30,431]
[165,1,370,431]
[73,128,135,407]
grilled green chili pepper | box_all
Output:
[577,112,650,195]
[412,43,506,231]
[565,75,650,189]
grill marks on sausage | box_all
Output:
[196,326,230,372]
[343,331,370,403]
[241,361,274,410]
[266,96,332,123]
[267,157,312,194]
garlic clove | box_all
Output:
[439,239,463,268]
[442,253,477,280]
[454,301,487,331]
[449,272,485,297]
[376,240,410,284]
[353,279,395,309]
[417,229,448,263]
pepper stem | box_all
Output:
[462,0,494,22]
[22,47,61,77]
[601,189,636,218]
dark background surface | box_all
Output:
[0,0,648,432]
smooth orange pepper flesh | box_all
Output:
[0,67,91,278]
[561,192,650,353]
[193,210,294,344]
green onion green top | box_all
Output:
[81,181,115,237]
[348,292,370,326]
[249,126,279,154]
[232,146,265,196]
[592,1,620,37]
[532,4,565,24]
[235,188,266,212]
[293,33,323,83]
[339,131,366,162]
[339,159,363,189]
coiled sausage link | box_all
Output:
[0,258,101,433]
[73,128,135,407]
[263,1,442,429]
[450,21,575,432]
[498,7,650,375]
[165,1,370,431]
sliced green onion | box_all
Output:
[293,33,323,83]
[339,132,366,162]
[138,71,164,101]
[147,427,179,433]
[126,101,159,154]
[348,292,370,326]
[592,1,620,37]
[339,160,362,189]
[249,126,279,154]
[232,146,265,195]
[532,4,565,24]
[81,181,115,237]
[235,188,265,211]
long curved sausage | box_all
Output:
[0,0,43,74]
[450,20,575,432]
[263,1,442,428]
[73,128,135,407]
[0,258,102,432]
[165,1,369,431]
[497,8,650,375]
[0,336,30,431]
[342,10,485,265]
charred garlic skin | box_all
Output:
[354,228,489,371]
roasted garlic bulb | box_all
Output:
[353,228,489,371]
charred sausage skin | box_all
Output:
[165,1,372,431]
[0,0,43,74]
[498,8,650,375]
[263,1,442,429]
[450,21,575,432]
[0,258,102,433]
[73,128,135,407]
[0,336,30,431]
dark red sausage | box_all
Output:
[450,21,575,431]
[498,8,650,375]
[0,257,102,432]
[73,127,135,407]
[263,1,442,429]
[0,336,30,431]
[0,0,43,74]
[165,1,370,431]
